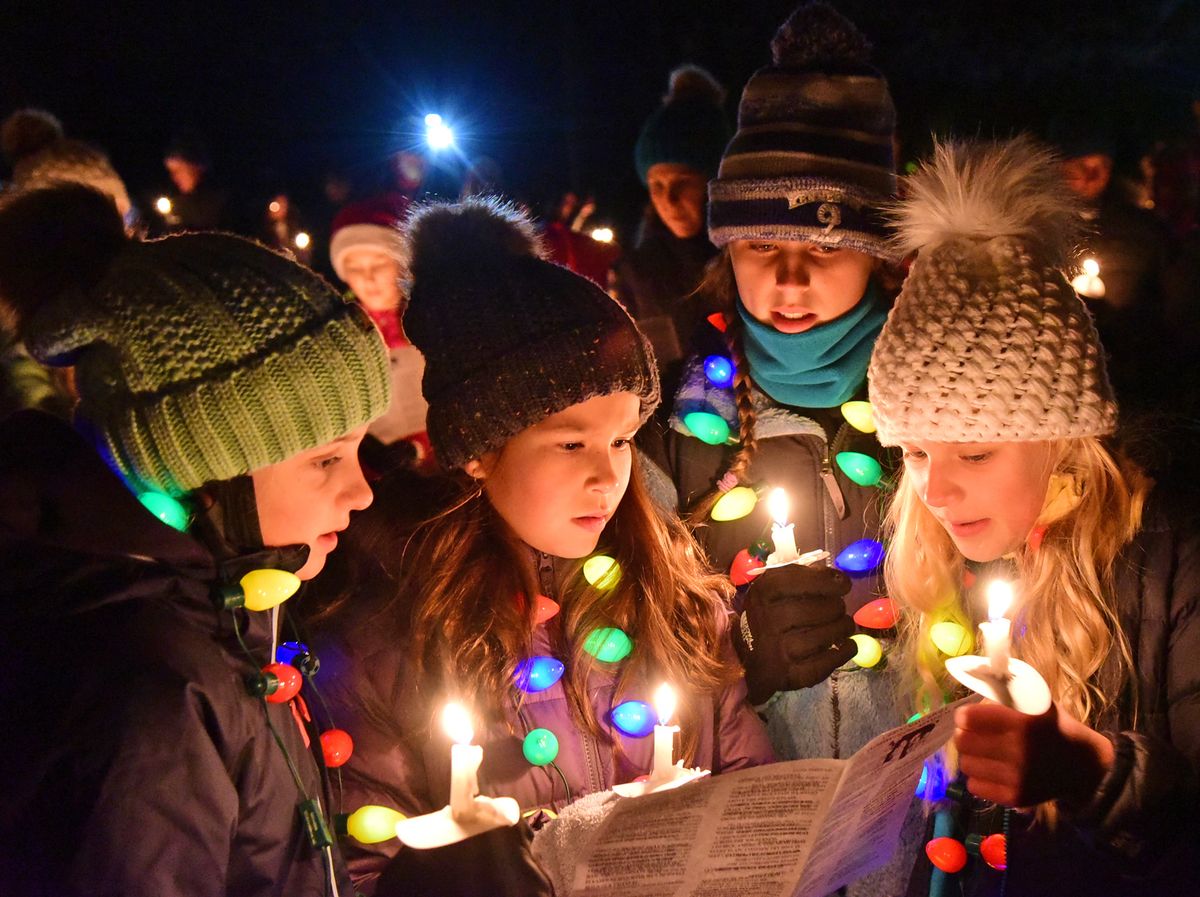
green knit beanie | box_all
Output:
[1,186,391,495]
[633,65,731,185]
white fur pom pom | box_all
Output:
[888,136,1084,268]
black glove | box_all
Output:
[376,821,555,897]
[733,564,856,704]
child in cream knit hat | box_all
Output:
[870,137,1199,895]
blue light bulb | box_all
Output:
[276,641,309,667]
[834,539,885,574]
[703,355,734,388]
[513,656,565,693]
[610,700,655,737]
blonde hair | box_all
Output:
[886,436,1150,727]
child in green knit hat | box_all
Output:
[0,184,393,893]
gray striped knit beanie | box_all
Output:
[0,185,391,496]
[707,2,897,259]
[868,137,1117,445]
[402,196,660,469]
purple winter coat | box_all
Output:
[315,553,775,894]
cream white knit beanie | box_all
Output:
[868,136,1117,446]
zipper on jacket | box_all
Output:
[536,550,606,795]
[821,423,849,520]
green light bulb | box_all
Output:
[138,491,189,531]
[522,728,560,766]
[835,451,883,487]
[683,411,730,446]
[583,627,633,662]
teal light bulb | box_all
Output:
[522,728,560,766]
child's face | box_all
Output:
[468,392,642,559]
[341,248,404,315]
[729,239,873,333]
[646,163,707,239]
[253,425,373,580]
[899,440,1054,562]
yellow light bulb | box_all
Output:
[840,400,877,434]
[583,555,620,589]
[710,486,758,521]
[239,568,301,611]
[346,805,406,843]
[930,621,973,657]
[850,633,883,668]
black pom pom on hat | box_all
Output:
[770,1,872,69]
[403,196,660,468]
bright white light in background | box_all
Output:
[293,231,311,250]
[155,196,172,215]
[590,227,614,243]
[424,113,455,151]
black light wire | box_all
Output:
[229,606,340,897]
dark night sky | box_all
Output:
[3,1,1199,234]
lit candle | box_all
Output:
[1071,258,1106,299]
[648,683,680,786]
[766,488,799,565]
[443,702,482,823]
[980,580,1013,678]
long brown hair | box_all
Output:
[315,452,739,764]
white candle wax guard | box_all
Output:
[612,766,711,798]
[763,547,830,572]
[945,655,1052,716]
[395,796,521,849]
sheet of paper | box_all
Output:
[566,699,969,897]
[786,700,966,897]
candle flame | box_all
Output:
[985,580,1014,622]
[155,196,172,215]
[653,683,677,726]
[442,701,473,745]
[767,488,789,526]
[1082,258,1100,277]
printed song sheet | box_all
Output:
[568,699,968,897]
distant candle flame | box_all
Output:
[1082,258,1100,277]
[653,683,677,726]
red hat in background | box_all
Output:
[328,193,410,281]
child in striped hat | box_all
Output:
[643,4,921,893]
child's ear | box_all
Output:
[463,458,486,479]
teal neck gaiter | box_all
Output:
[736,282,888,409]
